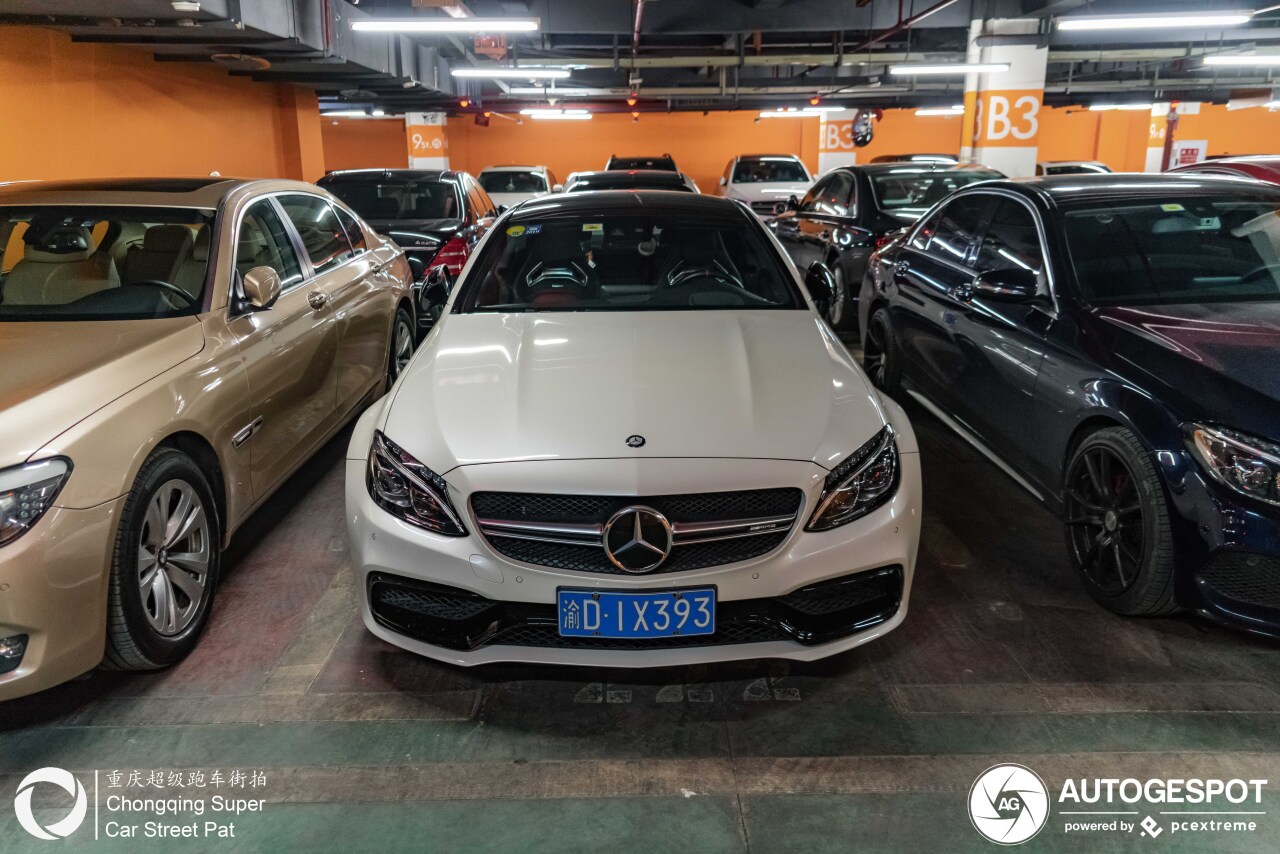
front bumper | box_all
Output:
[0,497,121,701]
[346,454,921,667]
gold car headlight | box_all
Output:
[0,458,72,547]
[806,426,899,532]
[366,431,467,536]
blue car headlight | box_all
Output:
[806,425,899,531]
[1186,423,1280,507]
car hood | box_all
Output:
[726,183,811,203]
[384,310,886,473]
[0,317,205,468]
[1096,302,1280,433]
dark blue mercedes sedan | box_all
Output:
[859,173,1280,636]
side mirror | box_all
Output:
[552,183,564,193]
[419,264,454,320]
[805,261,836,317]
[496,204,508,215]
[718,176,728,187]
[241,266,281,311]
[787,195,799,211]
[965,267,1042,303]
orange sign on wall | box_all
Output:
[969,89,1043,148]
[406,123,448,160]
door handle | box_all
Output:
[894,260,911,276]
[307,291,328,310]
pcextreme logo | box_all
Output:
[968,764,1051,845]
[14,767,88,840]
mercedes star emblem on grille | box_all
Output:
[603,506,673,573]
[626,434,646,448]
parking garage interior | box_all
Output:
[2,2,1280,852]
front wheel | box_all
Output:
[1063,427,1179,617]
[827,263,854,332]
[104,449,221,670]
[387,306,415,389]
[861,307,901,395]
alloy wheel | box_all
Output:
[1064,446,1146,596]
[829,266,846,327]
[863,315,888,388]
[393,317,414,377]
[137,479,211,637]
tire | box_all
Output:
[1062,427,1180,617]
[862,307,901,395]
[827,261,855,332]
[104,448,221,670]
[387,306,415,390]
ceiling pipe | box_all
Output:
[632,0,646,63]
[846,0,963,54]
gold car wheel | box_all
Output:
[136,480,211,637]
[393,314,414,376]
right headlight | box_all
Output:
[0,458,72,547]
[366,431,467,536]
[1185,423,1280,507]
[806,426,899,531]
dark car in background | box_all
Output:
[860,174,1280,636]
[317,169,499,335]
[606,154,679,172]
[564,170,699,194]
[772,162,1002,331]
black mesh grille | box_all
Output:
[778,568,903,616]
[486,530,790,575]
[373,584,492,620]
[491,621,789,649]
[471,488,803,524]
[1200,553,1280,608]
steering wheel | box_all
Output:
[658,275,772,307]
[1238,264,1280,285]
[667,266,741,289]
[130,279,197,306]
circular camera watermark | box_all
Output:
[14,767,87,841]
[969,763,1050,845]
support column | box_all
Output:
[818,109,861,173]
[405,111,449,169]
[1145,102,1206,172]
[959,19,1047,178]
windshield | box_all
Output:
[459,214,802,313]
[871,169,1002,213]
[0,205,214,321]
[733,159,809,183]
[321,177,460,221]
[479,171,547,195]
[1063,196,1280,306]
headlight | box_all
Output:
[0,458,72,547]
[806,426,899,531]
[366,431,467,536]
[1186,423,1280,507]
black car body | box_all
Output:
[564,170,698,193]
[860,173,1280,636]
[317,169,499,334]
[772,162,1002,332]
[605,154,679,172]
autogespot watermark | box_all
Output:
[12,766,269,843]
[968,763,1270,845]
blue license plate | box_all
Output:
[558,588,716,639]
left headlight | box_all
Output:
[0,458,72,547]
[1186,423,1280,507]
[367,431,467,536]
[806,426,899,532]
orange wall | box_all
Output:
[445,111,819,192]
[0,26,326,183]
[321,118,408,172]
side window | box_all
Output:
[470,179,496,217]
[803,172,853,216]
[277,195,354,274]
[333,205,368,254]
[925,196,994,265]
[235,200,303,289]
[975,200,1045,279]
[799,175,831,212]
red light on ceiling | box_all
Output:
[627,92,638,106]
[631,111,640,120]
[809,96,821,106]
[459,98,470,108]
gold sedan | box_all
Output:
[0,177,417,700]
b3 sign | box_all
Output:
[971,90,1042,147]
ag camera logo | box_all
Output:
[969,763,1050,845]
[14,767,87,840]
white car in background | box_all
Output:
[476,165,560,209]
[345,191,921,668]
[719,154,813,217]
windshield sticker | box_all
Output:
[505,225,526,237]
[1160,203,1185,212]
[525,224,542,235]
[637,239,657,256]
[582,223,603,233]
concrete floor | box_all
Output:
[2,390,1278,852]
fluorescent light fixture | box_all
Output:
[351,18,539,33]
[759,108,825,118]
[322,109,387,118]
[916,105,964,116]
[452,67,570,80]
[1088,103,1155,111]
[890,63,1009,75]
[519,108,591,120]
[1057,12,1251,31]
[1203,54,1280,66]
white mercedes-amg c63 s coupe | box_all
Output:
[345,191,921,667]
